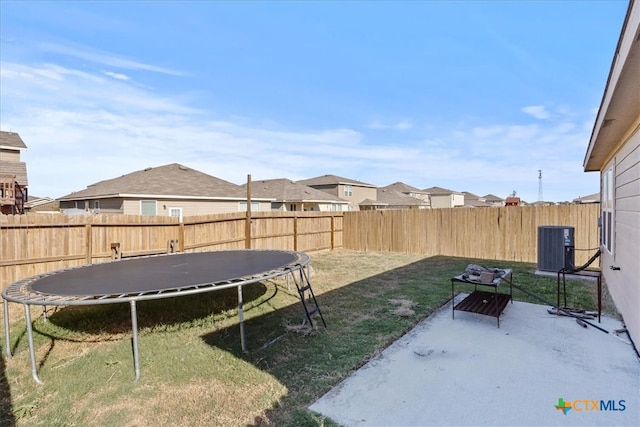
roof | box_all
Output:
[381,182,428,195]
[584,0,640,171]
[422,186,462,195]
[462,191,480,200]
[0,131,27,150]
[462,199,493,208]
[297,174,376,188]
[58,163,249,201]
[573,192,601,203]
[481,193,504,202]
[242,178,348,203]
[0,161,28,186]
[375,188,429,207]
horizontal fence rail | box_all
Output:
[1,205,599,290]
[0,211,344,289]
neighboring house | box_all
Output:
[480,193,505,206]
[297,174,377,211]
[583,0,639,348]
[58,163,270,219]
[362,187,430,210]
[382,182,431,207]
[461,192,492,208]
[505,197,521,207]
[572,192,600,204]
[422,186,464,209]
[242,178,349,212]
[0,130,28,214]
[24,195,57,212]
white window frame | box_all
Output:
[601,167,614,254]
[140,200,157,216]
[169,207,183,222]
[344,185,353,197]
[239,201,260,212]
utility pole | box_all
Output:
[538,170,543,202]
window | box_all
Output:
[601,167,614,253]
[289,204,297,211]
[169,207,183,222]
[344,185,353,197]
[140,200,157,216]
[239,201,260,212]
[94,201,100,210]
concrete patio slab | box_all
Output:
[309,295,639,426]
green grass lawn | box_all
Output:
[0,250,614,426]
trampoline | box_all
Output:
[2,249,313,384]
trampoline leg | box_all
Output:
[130,301,141,382]
[24,305,44,385]
[3,299,11,357]
[238,285,247,353]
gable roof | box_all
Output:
[58,163,249,201]
[297,174,376,188]
[462,191,480,200]
[243,178,348,203]
[422,186,462,195]
[376,188,429,207]
[0,131,27,150]
[481,193,504,202]
[381,182,428,194]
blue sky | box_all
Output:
[0,1,629,202]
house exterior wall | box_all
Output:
[452,193,464,207]
[121,199,253,216]
[0,150,21,162]
[601,128,640,346]
[312,183,376,211]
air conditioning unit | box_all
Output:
[537,226,575,272]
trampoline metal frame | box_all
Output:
[2,250,311,384]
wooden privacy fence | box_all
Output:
[1,204,600,290]
[343,204,600,265]
[0,211,343,289]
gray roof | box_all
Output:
[0,131,27,150]
[423,186,461,195]
[376,188,429,207]
[481,194,504,202]
[462,191,480,200]
[58,163,248,200]
[0,161,28,186]
[572,192,600,203]
[463,199,493,208]
[297,174,376,188]
[243,178,348,203]
[381,182,427,194]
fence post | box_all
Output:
[179,222,185,252]
[330,215,335,250]
[85,224,92,264]
[293,215,298,251]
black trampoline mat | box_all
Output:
[30,250,298,297]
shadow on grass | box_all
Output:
[199,255,610,426]
[14,283,270,348]
[201,256,468,426]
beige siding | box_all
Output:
[122,199,249,216]
[430,194,452,209]
[0,150,21,162]
[603,129,640,346]
[337,184,376,210]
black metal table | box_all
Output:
[451,269,513,327]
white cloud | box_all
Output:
[0,60,599,202]
[521,105,551,120]
[103,70,130,81]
